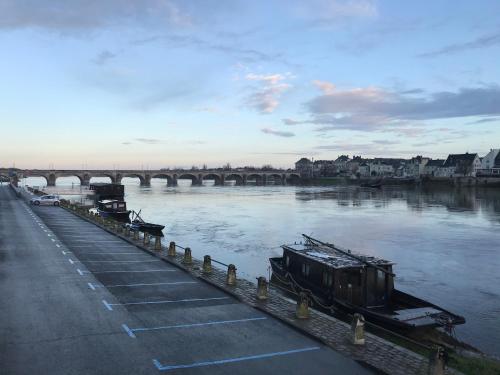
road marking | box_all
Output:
[61,250,66,255]
[68,259,75,265]
[74,252,143,255]
[122,317,267,338]
[89,281,196,289]
[152,347,321,371]
[51,238,56,242]
[56,244,61,248]
[79,269,177,274]
[87,282,96,290]
[103,297,229,311]
[80,260,161,263]
[77,269,84,276]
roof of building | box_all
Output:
[283,242,393,270]
[426,159,445,167]
[335,155,350,162]
[495,152,500,168]
[295,158,312,164]
[443,153,478,167]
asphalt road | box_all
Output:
[0,185,373,374]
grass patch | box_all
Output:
[448,353,500,375]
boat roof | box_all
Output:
[282,242,393,270]
[99,199,126,204]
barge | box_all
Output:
[270,234,465,331]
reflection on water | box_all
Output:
[23,177,500,356]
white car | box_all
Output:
[31,195,60,206]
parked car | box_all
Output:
[30,195,60,206]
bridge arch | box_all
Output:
[122,173,145,185]
[225,174,244,186]
[22,174,50,186]
[246,173,264,185]
[267,173,284,185]
[152,173,175,187]
[286,173,301,185]
[178,173,200,186]
[55,174,84,185]
[89,174,115,184]
[202,173,223,186]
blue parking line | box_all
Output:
[123,317,267,338]
[93,281,197,288]
[152,347,321,371]
[103,296,229,311]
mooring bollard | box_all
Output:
[183,247,192,264]
[226,264,237,285]
[428,346,446,375]
[143,233,150,246]
[351,313,365,345]
[256,276,269,300]
[202,255,212,273]
[168,241,176,257]
[125,227,130,237]
[154,236,162,251]
[296,292,309,319]
[133,230,139,240]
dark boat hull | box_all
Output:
[129,222,165,237]
[269,257,465,331]
[97,210,131,223]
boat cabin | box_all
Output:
[97,199,127,212]
[281,243,394,308]
[90,183,125,202]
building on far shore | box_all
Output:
[294,149,497,179]
[436,153,481,177]
[478,149,500,176]
[295,158,313,178]
[423,159,445,176]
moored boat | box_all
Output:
[95,199,131,223]
[270,234,465,331]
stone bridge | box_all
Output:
[1,169,302,187]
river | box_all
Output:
[22,177,500,357]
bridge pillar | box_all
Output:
[242,175,247,186]
[282,174,287,186]
[47,173,56,187]
[115,173,122,185]
[167,176,177,187]
[81,174,91,186]
[141,174,151,187]
[262,175,268,186]
[220,174,225,186]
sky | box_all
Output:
[1,0,500,169]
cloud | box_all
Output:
[466,117,500,125]
[312,80,335,94]
[132,34,287,64]
[261,128,295,137]
[418,31,500,58]
[244,73,292,114]
[0,0,190,32]
[93,50,116,65]
[301,82,500,132]
[135,138,164,144]
[282,118,304,125]
[294,0,378,25]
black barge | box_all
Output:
[270,234,465,331]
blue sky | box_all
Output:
[1,0,500,169]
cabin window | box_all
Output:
[301,263,310,277]
[322,271,333,287]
